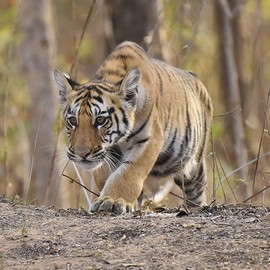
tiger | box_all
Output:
[54,41,213,214]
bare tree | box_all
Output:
[215,0,248,198]
[19,0,57,204]
[104,0,162,58]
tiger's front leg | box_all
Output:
[91,123,163,214]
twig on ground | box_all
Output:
[242,185,270,203]
[169,191,201,208]
[216,150,238,203]
[27,104,45,201]
[215,151,270,192]
[62,174,100,197]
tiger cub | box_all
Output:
[54,41,213,214]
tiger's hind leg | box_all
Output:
[174,161,207,208]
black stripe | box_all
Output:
[108,53,135,61]
[92,87,103,95]
[159,62,173,82]
[117,44,144,60]
[115,133,126,143]
[108,130,121,141]
[177,94,192,159]
[108,107,115,114]
[127,107,153,141]
[115,79,124,87]
[185,186,204,201]
[191,127,197,154]
[113,113,120,131]
[106,54,129,72]
[207,98,212,112]
[164,104,171,131]
[200,88,206,104]
[184,176,204,193]
[166,69,173,82]
[197,115,208,162]
[126,137,150,151]
[92,95,103,104]
[66,107,72,115]
[155,67,163,93]
[102,69,125,77]
[154,129,188,173]
[150,165,179,177]
[170,70,179,82]
[108,145,122,161]
[154,151,172,167]
[99,110,108,115]
[86,85,93,91]
[93,75,103,81]
[94,84,112,93]
[185,108,191,147]
[136,138,149,144]
[155,129,177,166]
[122,160,133,165]
[91,103,101,114]
[187,70,197,77]
[73,94,88,105]
[120,108,129,127]
[179,162,205,192]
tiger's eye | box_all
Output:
[68,116,77,126]
[95,117,107,126]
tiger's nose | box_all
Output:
[75,147,92,159]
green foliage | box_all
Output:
[78,39,94,61]
[0,1,29,164]
[0,252,5,263]
[211,122,226,140]
[10,194,23,205]
[54,109,64,135]
[21,226,28,237]
[0,2,17,54]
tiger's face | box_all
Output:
[63,89,134,170]
[54,68,141,170]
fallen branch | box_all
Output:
[242,185,270,203]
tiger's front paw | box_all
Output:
[90,196,133,214]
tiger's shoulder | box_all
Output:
[94,41,153,87]
[94,41,212,115]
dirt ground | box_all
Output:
[0,196,270,270]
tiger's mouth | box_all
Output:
[75,159,104,171]
[67,149,105,171]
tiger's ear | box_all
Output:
[53,69,77,105]
[120,67,141,109]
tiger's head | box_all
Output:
[53,67,141,170]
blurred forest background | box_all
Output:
[0,0,269,209]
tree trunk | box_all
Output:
[215,0,248,198]
[104,0,162,58]
[19,0,57,205]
